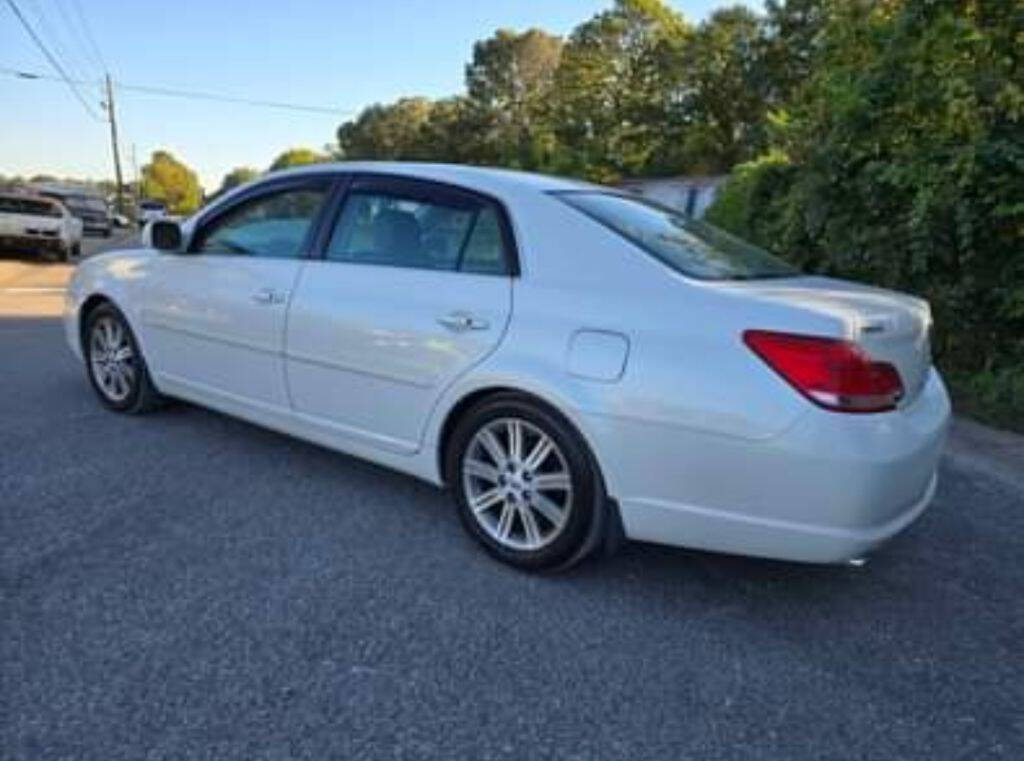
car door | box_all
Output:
[142,176,335,412]
[285,174,515,454]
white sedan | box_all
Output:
[0,192,83,261]
[64,163,950,570]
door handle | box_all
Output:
[252,288,287,305]
[437,311,489,332]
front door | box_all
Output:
[285,175,515,453]
[142,178,333,412]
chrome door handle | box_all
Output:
[437,311,489,332]
[252,288,287,305]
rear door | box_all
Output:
[285,174,515,454]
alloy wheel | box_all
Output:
[461,417,574,551]
[89,315,136,403]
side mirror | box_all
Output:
[150,220,183,251]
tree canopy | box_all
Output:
[140,151,202,214]
[330,0,774,180]
[268,148,327,172]
[218,166,260,193]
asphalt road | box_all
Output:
[1,241,1022,760]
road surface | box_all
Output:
[1,239,1022,760]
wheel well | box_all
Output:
[78,294,111,354]
[436,386,601,488]
[438,387,513,484]
[436,385,624,560]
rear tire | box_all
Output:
[84,303,163,414]
[446,393,604,571]
[59,243,79,263]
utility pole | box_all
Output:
[104,73,125,215]
[131,143,140,213]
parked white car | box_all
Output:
[63,163,950,569]
[0,192,83,261]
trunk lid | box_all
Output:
[722,276,933,405]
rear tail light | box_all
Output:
[743,330,904,413]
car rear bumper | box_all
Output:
[586,368,951,563]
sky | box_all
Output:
[2,0,747,190]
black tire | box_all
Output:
[59,243,80,263]
[445,392,605,571]
[83,303,163,414]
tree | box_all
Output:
[140,150,202,214]
[416,96,479,164]
[679,6,770,173]
[551,0,692,181]
[464,28,562,168]
[708,0,1024,381]
[760,0,832,106]
[218,167,260,194]
[268,148,326,172]
[336,97,436,161]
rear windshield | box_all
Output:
[70,196,107,212]
[0,196,62,217]
[554,191,799,281]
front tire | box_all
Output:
[446,393,603,571]
[84,304,163,413]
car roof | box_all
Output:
[268,162,596,199]
[32,183,101,196]
[0,191,60,205]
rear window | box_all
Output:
[554,191,799,281]
[0,196,62,217]
[47,193,106,213]
[72,196,107,212]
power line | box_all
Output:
[53,0,105,77]
[117,81,356,115]
[69,0,108,72]
[0,65,355,116]
[23,0,92,85]
[3,0,102,120]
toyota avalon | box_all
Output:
[64,163,950,570]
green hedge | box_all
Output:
[704,1,1024,431]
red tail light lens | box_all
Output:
[743,330,904,413]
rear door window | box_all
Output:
[325,179,513,274]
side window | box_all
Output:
[460,207,507,275]
[326,189,511,274]
[193,186,327,258]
